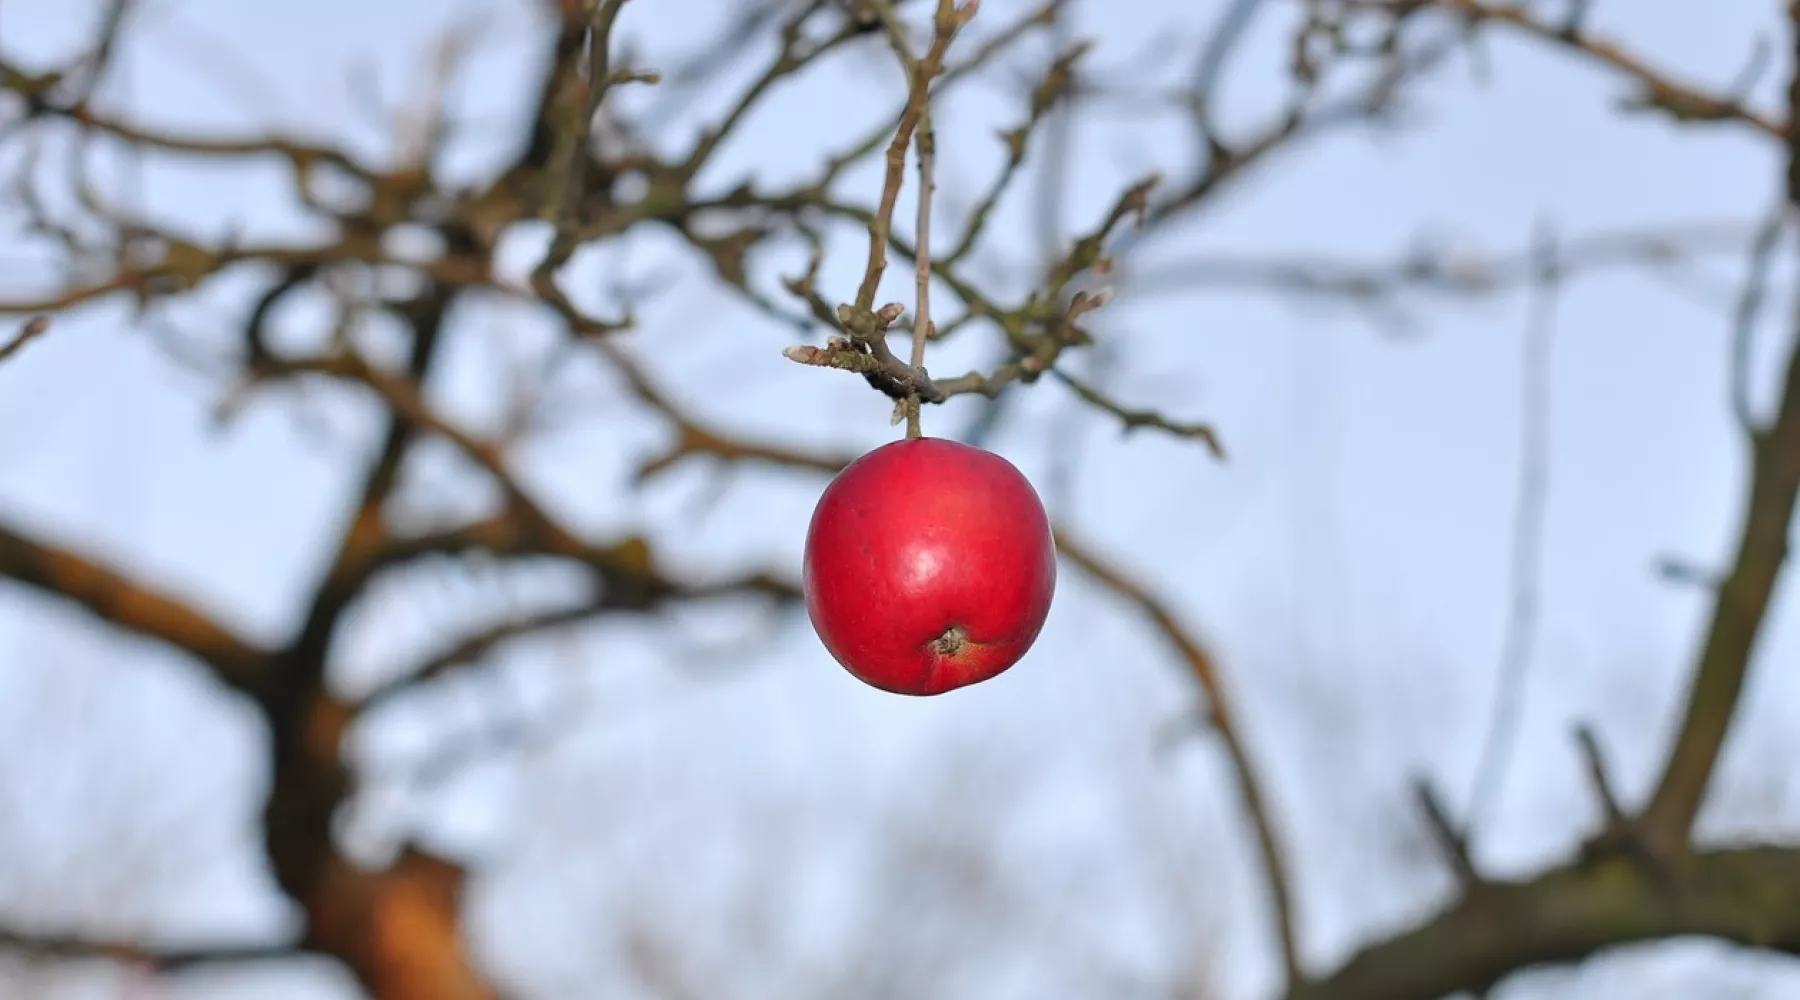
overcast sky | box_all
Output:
[0,1,1794,998]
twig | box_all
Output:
[534,0,638,280]
[0,926,299,971]
[1192,0,1264,109]
[1464,221,1559,836]
[0,315,50,363]
[906,96,937,437]
[1051,366,1225,458]
[1637,10,1800,853]
[852,0,972,313]
[1569,724,1671,879]
[1412,778,1480,891]
[1574,724,1628,834]
[1730,207,1788,433]
[942,36,1086,267]
[1034,5,1085,509]
[779,0,978,424]
[1127,221,1757,309]
[1341,0,1782,137]
[1054,529,1303,987]
[358,601,611,711]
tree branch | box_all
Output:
[356,565,798,712]
[1636,273,1800,851]
[1054,529,1302,987]
[1635,11,1800,854]
[0,521,268,692]
[1463,222,1559,834]
[1286,844,1800,1000]
[0,925,301,972]
[0,316,49,364]
[1346,0,1783,137]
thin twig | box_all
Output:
[1192,0,1263,109]
[1412,778,1480,891]
[0,315,50,363]
[1053,530,1303,987]
[779,0,990,423]
[1574,724,1628,832]
[1464,222,1559,836]
[852,0,972,313]
[1052,366,1225,457]
[1038,7,1084,508]
[1730,207,1788,433]
[0,926,299,971]
[1342,0,1782,137]
[906,68,939,437]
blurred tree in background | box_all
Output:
[0,0,1797,998]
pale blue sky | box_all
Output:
[0,1,1794,998]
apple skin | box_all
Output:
[803,436,1056,695]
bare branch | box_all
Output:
[1464,222,1559,835]
[1127,221,1758,310]
[1573,724,1631,849]
[1411,778,1480,892]
[0,926,300,972]
[850,0,974,314]
[358,566,797,712]
[1730,208,1788,433]
[1637,11,1800,853]
[1053,529,1302,987]
[904,33,940,438]
[1341,0,1783,137]
[1285,845,1800,1000]
[0,316,49,364]
[0,521,268,693]
[1051,366,1225,458]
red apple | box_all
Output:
[803,436,1056,695]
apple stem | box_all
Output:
[905,61,939,439]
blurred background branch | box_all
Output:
[0,1,1796,999]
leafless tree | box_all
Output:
[0,1,1795,999]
